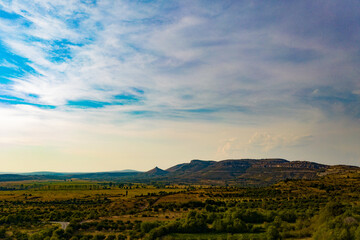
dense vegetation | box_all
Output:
[0,168,359,239]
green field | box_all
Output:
[0,169,360,239]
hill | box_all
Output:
[141,158,345,185]
[0,158,358,185]
[144,167,169,177]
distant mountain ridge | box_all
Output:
[0,170,141,182]
[136,158,348,185]
[21,169,140,175]
[0,159,358,185]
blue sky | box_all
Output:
[0,0,359,171]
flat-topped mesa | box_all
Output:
[251,160,328,169]
[190,159,216,164]
[282,161,328,169]
[151,158,342,185]
[166,159,216,174]
[250,158,288,167]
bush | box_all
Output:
[0,228,6,239]
[93,234,106,240]
[266,225,280,240]
[141,221,160,233]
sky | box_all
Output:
[0,0,359,172]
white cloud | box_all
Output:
[0,59,19,69]
[0,1,359,170]
[1,0,358,116]
[248,132,313,152]
[217,132,313,158]
[353,89,360,95]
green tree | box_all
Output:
[51,229,65,240]
[266,225,280,240]
[0,228,6,239]
[355,226,360,240]
[141,221,160,233]
[93,234,106,240]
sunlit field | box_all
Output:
[0,169,359,239]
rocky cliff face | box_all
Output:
[251,159,328,169]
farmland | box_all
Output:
[0,168,360,239]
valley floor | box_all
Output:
[0,169,359,239]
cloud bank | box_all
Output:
[0,0,359,171]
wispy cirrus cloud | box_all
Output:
[1,0,359,117]
[0,0,360,170]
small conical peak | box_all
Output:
[146,166,168,175]
[151,166,163,172]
